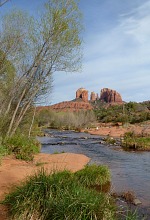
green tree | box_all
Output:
[0,50,16,135]
[0,0,82,137]
[0,50,15,105]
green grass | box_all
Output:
[1,165,141,220]
[53,150,65,154]
[124,210,139,220]
[117,209,143,220]
[2,134,41,161]
[2,167,116,220]
[122,132,150,150]
[75,164,111,186]
[135,137,150,149]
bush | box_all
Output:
[2,134,40,161]
[0,144,9,164]
[104,136,116,145]
[2,168,115,220]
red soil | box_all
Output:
[82,122,150,138]
[0,153,90,220]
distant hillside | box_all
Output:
[94,101,150,124]
[37,100,93,112]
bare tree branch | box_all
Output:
[0,0,9,7]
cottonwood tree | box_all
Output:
[0,50,15,105]
[0,0,82,137]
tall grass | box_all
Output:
[124,210,139,220]
[2,165,141,220]
[75,164,111,186]
[2,167,115,220]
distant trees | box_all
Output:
[36,110,96,130]
[0,0,82,137]
[94,102,150,124]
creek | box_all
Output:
[38,129,150,212]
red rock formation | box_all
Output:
[100,88,122,104]
[39,101,93,112]
[90,92,96,101]
[96,93,99,100]
[37,88,123,113]
[76,88,88,102]
[90,92,98,101]
[90,92,99,101]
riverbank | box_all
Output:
[0,153,90,220]
[80,122,150,151]
[1,131,150,219]
[81,122,150,138]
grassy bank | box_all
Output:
[2,165,115,220]
[122,132,150,151]
[1,165,140,220]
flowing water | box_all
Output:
[38,129,150,211]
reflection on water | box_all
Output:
[38,129,150,208]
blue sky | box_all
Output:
[1,0,150,104]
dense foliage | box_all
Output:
[0,0,82,137]
[94,102,150,124]
[0,0,82,160]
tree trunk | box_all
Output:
[28,106,36,137]
[10,100,32,136]
[10,88,39,136]
[6,87,26,136]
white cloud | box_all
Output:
[51,0,150,104]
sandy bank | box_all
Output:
[82,122,150,138]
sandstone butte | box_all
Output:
[0,153,90,220]
[37,87,123,112]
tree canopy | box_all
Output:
[0,0,82,137]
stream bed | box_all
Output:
[38,129,150,216]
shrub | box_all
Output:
[36,110,96,130]
[0,144,9,164]
[2,134,40,161]
[104,136,116,145]
[2,169,115,220]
